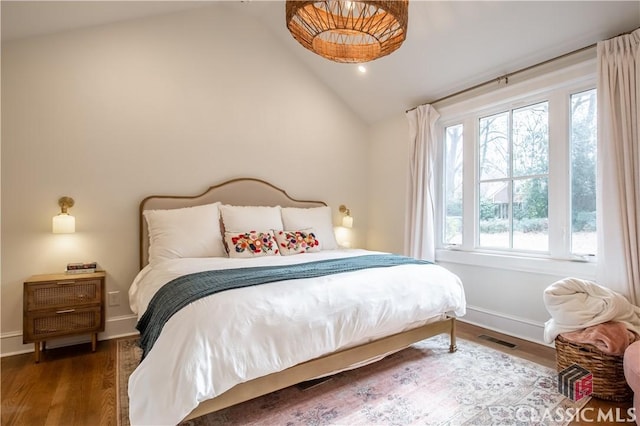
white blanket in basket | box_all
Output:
[543,277,640,343]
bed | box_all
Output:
[127,178,466,425]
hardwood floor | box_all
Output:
[1,322,634,425]
[1,340,117,426]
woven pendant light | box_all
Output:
[286,1,409,63]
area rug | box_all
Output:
[117,335,588,425]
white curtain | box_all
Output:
[596,28,640,304]
[405,104,440,261]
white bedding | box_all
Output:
[127,249,466,425]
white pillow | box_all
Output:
[220,205,283,233]
[143,202,227,265]
[281,206,338,250]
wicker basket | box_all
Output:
[555,334,633,401]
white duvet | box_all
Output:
[127,249,466,425]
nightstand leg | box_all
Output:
[91,333,97,352]
[34,342,40,363]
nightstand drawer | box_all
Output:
[25,278,102,311]
[24,306,102,341]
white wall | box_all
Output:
[1,4,369,355]
[367,114,408,255]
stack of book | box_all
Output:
[66,262,98,274]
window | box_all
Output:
[437,63,597,273]
[570,89,597,256]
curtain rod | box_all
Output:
[405,42,596,113]
[406,28,637,113]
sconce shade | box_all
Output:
[339,204,353,228]
[286,0,409,63]
[52,213,75,234]
[334,225,352,248]
[52,196,75,234]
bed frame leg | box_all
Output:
[449,318,457,353]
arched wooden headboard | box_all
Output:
[139,178,326,269]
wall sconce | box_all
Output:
[339,205,353,228]
[52,196,75,234]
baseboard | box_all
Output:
[0,314,138,358]
[460,305,552,347]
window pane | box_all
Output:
[570,89,597,255]
[513,178,548,251]
[477,102,550,253]
[512,102,548,177]
[444,124,463,244]
[479,112,509,180]
[479,181,510,248]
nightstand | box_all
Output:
[23,271,105,363]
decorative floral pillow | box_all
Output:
[281,206,338,250]
[225,231,279,258]
[274,229,321,256]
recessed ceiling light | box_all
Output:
[358,65,367,74]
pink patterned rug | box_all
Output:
[117,334,588,425]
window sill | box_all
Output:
[435,248,596,279]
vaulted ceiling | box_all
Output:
[3,1,639,124]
